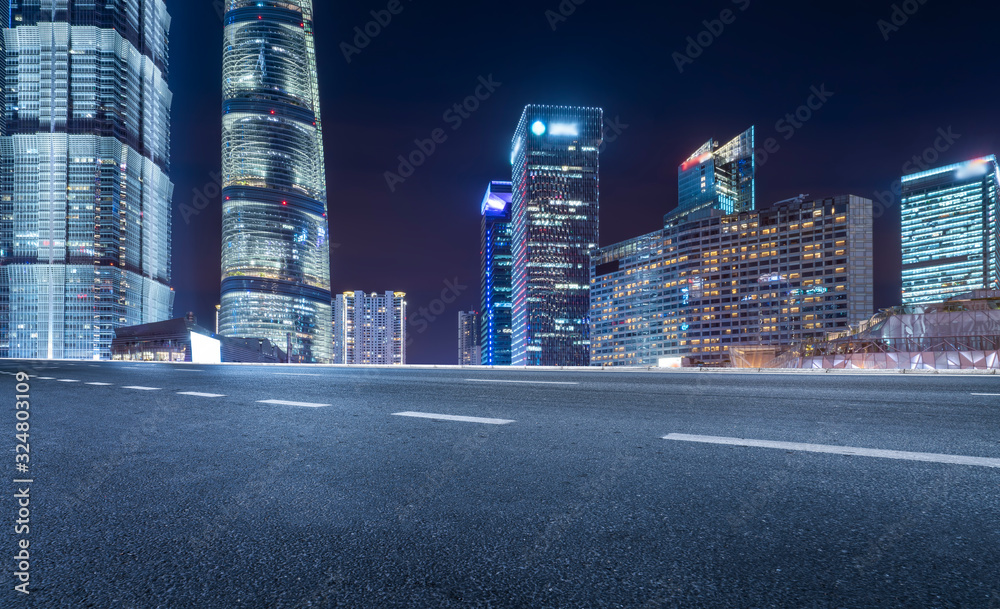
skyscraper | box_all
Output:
[510,105,603,366]
[333,291,406,365]
[671,127,755,220]
[219,0,332,363]
[0,0,175,360]
[458,311,480,366]
[480,180,513,366]
[901,156,999,305]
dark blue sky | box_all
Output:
[169,0,1000,364]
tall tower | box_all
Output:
[901,156,999,304]
[480,180,513,366]
[670,126,755,221]
[0,0,175,360]
[219,0,332,363]
[510,105,603,366]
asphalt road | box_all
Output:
[2,361,999,608]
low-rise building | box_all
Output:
[591,195,874,366]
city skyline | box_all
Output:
[133,3,999,363]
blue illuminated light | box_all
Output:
[531,121,546,136]
[549,123,579,137]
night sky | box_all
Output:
[170,0,1000,364]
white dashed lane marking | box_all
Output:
[122,386,161,391]
[393,411,516,425]
[663,433,1000,469]
[258,399,331,408]
[86,382,113,386]
[178,392,226,398]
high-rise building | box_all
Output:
[480,180,513,366]
[510,105,603,366]
[333,291,406,365]
[591,195,874,366]
[901,156,999,305]
[458,311,480,366]
[219,0,332,363]
[0,0,175,360]
[671,127,755,221]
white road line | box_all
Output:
[971,393,1000,396]
[178,392,226,398]
[663,433,1000,469]
[393,411,515,425]
[86,382,113,386]
[122,386,161,391]
[465,379,578,386]
[258,399,331,408]
[273,373,321,377]
[57,379,80,383]
[37,377,54,380]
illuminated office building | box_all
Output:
[901,156,999,305]
[671,127,755,220]
[333,291,406,365]
[458,310,480,366]
[510,105,603,366]
[591,196,874,366]
[0,0,175,360]
[219,0,332,363]
[480,180,513,365]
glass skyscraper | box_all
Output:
[480,181,512,366]
[219,0,332,363]
[672,127,755,220]
[901,156,999,305]
[510,105,603,366]
[0,0,175,360]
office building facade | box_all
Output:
[901,156,999,305]
[480,180,513,365]
[458,310,480,366]
[510,105,603,366]
[0,0,175,360]
[672,127,755,220]
[333,291,406,365]
[591,195,874,366]
[219,0,332,363]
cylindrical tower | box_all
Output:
[219,0,332,363]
